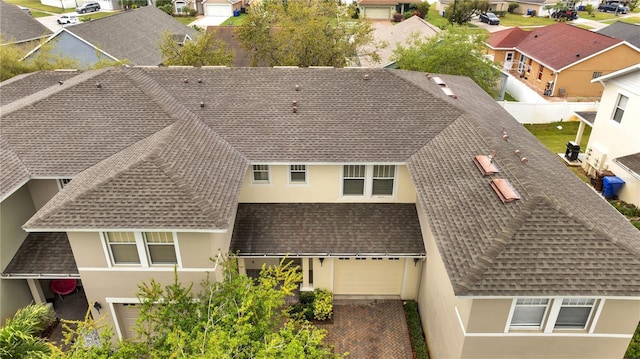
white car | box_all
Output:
[57,14,79,24]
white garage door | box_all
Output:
[205,4,231,16]
[113,303,141,340]
[334,258,404,295]
[363,6,392,19]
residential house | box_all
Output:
[24,6,200,68]
[358,0,421,19]
[581,64,640,207]
[174,0,244,17]
[597,21,640,49]
[1,67,640,358]
[359,15,440,68]
[0,0,52,47]
[40,0,120,11]
[436,0,509,15]
[486,22,640,98]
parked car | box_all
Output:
[76,1,100,13]
[57,14,79,24]
[479,12,500,25]
[598,3,629,13]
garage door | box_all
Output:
[334,258,404,295]
[205,4,231,16]
[113,303,141,340]
[363,6,392,19]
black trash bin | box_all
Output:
[565,141,580,161]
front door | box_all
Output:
[517,54,527,74]
[505,52,514,70]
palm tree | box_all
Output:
[0,304,56,358]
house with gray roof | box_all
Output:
[0,0,52,46]
[1,67,640,358]
[598,21,640,49]
[24,6,200,68]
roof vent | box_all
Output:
[200,101,205,108]
[292,106,297,113]
[58,81,64,85]
[364,74,370,80]
[96,83,102,88]
[490,178,521,203]
[295,84,300,91]
[198,78,203,84]
[441,86,457,99]
[474,155,500,176]
[292,100,297,106]
[183,78,189,83]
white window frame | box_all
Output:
[506,297,600,333]
[341,164,397,198]
[611,93,628,124]
[553,298,596,330]
[251,164,270,184]
[507,298,550,330]
[102,232,181,268]
[288,164,308,185]
[143,232,180,266]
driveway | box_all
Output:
[36,12,80,32]
[315,300,414,359]
[189,15,230,28]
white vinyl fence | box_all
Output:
[498,101,599,124]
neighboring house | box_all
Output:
[40,0,120,11]
[582,64,640,206]
[24,6,200,68]
[597,21,640,49]
[359,15,440,68]
[175,0,244,16]
[1,67,640,358]
[0,0,52,46]
[437,0,509,14]
[358,0,421,19]
[486,23,640,98]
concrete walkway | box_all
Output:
[315,300,414,359]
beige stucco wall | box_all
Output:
[178,232,231,268]
[553,45,640,98]
[312,257,332,290]
[0,185,37,322]
[67,232,108,268]
[401,258,422,300]
[466,299,512,333]
[416,202,465,359]
[237,165,416,203]
[27,179,59,211]
[593,299,640,334]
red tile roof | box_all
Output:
[488,23,624,70]
[487,27,528,49]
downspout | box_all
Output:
[550,70,559,96]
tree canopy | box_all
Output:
[159,31,234,66]
[236,0,379,67]
[0,304,56,359]
[0,38,79,81]
[444,0,489,25]
[392,26,502,97]
[48,256,341,359]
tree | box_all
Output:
[392,26,502,97]
[0,304,57,358]
[508,2,519,13]
[0,37,79,81]
[160,31,234,66]
[53,256,342,358]
[444,0,488,25]
[236,0,379,67]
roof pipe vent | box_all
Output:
[292,100,297,106]
[96,83,102,88]
[58,81,64,85]
[514,149,521,157]
[502,134,509,141]
[295,84,300,91]
[364,74,370,80]
[521,157,528,164]
[198,78,203,84]
[441,86,457,99]
[292,106,297,113]
[183,78,189,83]
[200,101,205,108]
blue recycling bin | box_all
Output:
[233,9,240,16]
[602,176,625,199]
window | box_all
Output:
[555,298,595,329]
[372,165,395,195]
[342,164,397,197]
[612,94,628,123]
[511,298,549,328]
[343,165,366,195]
[289,165,307,184]
[106,232,140,264]
[592,71,602,79]
[252,165,269,183]
[57,178,72,189]
[144,232,177,264]
[537,65,544,80]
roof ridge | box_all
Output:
[0,69,105,116]
[454,196,545,295]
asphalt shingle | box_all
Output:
[2,232,78,277]
[0,0,51,45]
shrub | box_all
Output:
[299,290,315,305]
[508,2,519,13]
[404,301,429,359]
[188,8,197,16]
[312,289,333,321]
[403,10,414,19]
[627,322,640,358]
[159,3,172,14]
[156,0,171,7]
[494,10,507,16]
[413,1,429,18]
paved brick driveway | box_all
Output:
[316,299,413,359]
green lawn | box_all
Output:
[79,11,119,22]
[221,13,247,26]
[603,16,640,24]
[31,10,50,17]
[579,10,618,21]
[174,16,198,25]
[425,3,449,28]
[4,0,64,13]
[498,13,556,26]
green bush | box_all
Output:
[508,2,519,13]
[403,11,414,19]
[299,290,315,305]
[158,4,172,14]
[156,0,171,7]
[609,200,640,217]
[404,301,429,359]
[626,322,640,358]
[494,10,507,16]
[312,289,333,321]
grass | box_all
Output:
[504,92,517,102]
[174,16,198,25]
[404,301,429,359]
[4,0,64,13]
[31,10,50,18]
[221,13,247,26]
[425,3,449,29]
[602,16,640,24]
[523,121,590,154]
[79,11,118,21]
[498,13,556,26]
[579,10,618,21]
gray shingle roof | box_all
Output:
[64,6,200,65]
[230,203,425,256]
[575,111,596,126]
[2,232,78,277]
[0,71,80,107]
[0,0,51,45]
[597,21,640,49]
[3,67,640,296]
[616,152,640,175]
